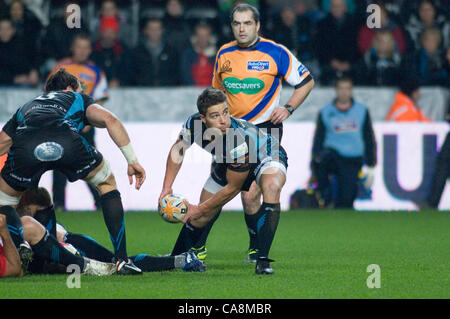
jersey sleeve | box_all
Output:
[211,51,225,90]
[179,116,196,146]
[2,110,19,138]
[277,46,312,88]
[80,93,95,126]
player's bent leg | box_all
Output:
[171,188,222,257]
[21,216,115,276]
[241,182,263,262]
[190,188,222,260]
[0,177,32,273]
[130,251,205,272]
[254,167,286,275]
[83,159,141,275]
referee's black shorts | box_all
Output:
[1,127,103,192]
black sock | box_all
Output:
[171,222,204,256]
[193,209,221,249]
[244,209,264,251]
[255,203,281,259]
[31,230,85,269]
[65,232,115,263]
[0,205,24,247]
[100,190,127,260]
[34,206,57,237]
[130,254,175,272]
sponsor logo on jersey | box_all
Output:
[222,77,265,95]
[220,60,232,73]
[247,61,270,71]
[298,63,308,76]
[33,142,64,162]
[332,118,359,133]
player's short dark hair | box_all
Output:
[16,187,52,217]
[197,88,227,115]
[230,3,260,24]
[335,75,353,87]
[45,68,80,92]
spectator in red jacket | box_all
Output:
[357,2,407,55]
[180,21,217,86]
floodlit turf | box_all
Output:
[1,209,448,299]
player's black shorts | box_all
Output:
[208,146,288,192]
[256,120,283,142]
[1,127,103,192]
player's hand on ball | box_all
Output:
[158,187,173,209]
[127,162,146,190]
[182,201,202,224]
[158,187,173,203]
[270,106,290,125]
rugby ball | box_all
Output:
[159,194,188,223]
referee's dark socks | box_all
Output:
[34,205,57,237]
[0,205,25,247]
[64,232,115,263]
[31,230,84,269]
[171,222,204,256]
[255,202,281,259]
[193,209,221,250]
[100,190,128,260]
[244,208,265,251]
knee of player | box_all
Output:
[86,160,115,190]
[260,179,282,197]
[21,216,45,244]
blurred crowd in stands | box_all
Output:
[0,0,450,88]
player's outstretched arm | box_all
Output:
[0,215,23,277]
[0,131,12,156]
[159,137,190,203]
[183,168,249,224]
[85,104,146,189]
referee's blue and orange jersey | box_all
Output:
[212,37,311,124]
[49,58,109,102]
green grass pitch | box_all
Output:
[1,209,448,299]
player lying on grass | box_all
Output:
[159,88,288,274]
[0,69,146,275]
[0,214,22,278]
[16,187,205,273]
[20,215,116,275]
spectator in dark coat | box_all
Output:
[402,28,447,86]
[162,0,191,54]
[0,18,38,86]
[91,16,130,87]
[353,31,402,86]
[270,5,314,63]
[130,18,180,86]
[313,0,360,85]
[38,3,89,78]
[404,0,450,51]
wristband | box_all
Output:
[119,143,138,164]
[283,104,295,115]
